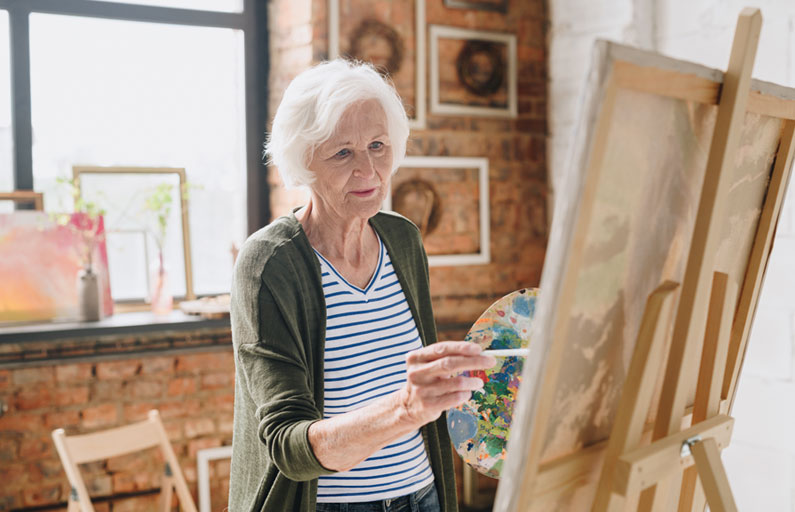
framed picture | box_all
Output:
[443,0,508,13]
[328,0,426,129]
[430,25,517,118]
[73,166,195,301]
[384,156,490,266]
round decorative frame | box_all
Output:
[455,40,505,97]
[347,19,405,76]
[391,178,442,236]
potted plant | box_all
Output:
[54,177,107,322]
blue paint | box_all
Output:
[447,408,478,445]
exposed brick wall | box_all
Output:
[0,342,234,511]
[267,0,549,335]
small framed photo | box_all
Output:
[430,25,517,118]
[443,0,508,13]
[329,0,426,129]
[384,156,490,266]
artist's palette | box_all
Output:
[447,288,538,478]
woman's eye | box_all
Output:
[369,141,384,150]
[334,148,350,158]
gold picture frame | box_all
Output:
[72,166,195,301]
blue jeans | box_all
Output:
[315,482,441,512]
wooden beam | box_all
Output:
[690,437,738,512]
[723,120,795,403]
[645,9,761,508]
[592,281,679,512]
[613,415,735,497]
[678,273,736,511]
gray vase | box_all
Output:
[77,266,101,322]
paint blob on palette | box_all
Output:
[447,288,538,478]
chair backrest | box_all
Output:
[0,191,44,211]
[52,409,198,512]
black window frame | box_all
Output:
[0,0,270,234]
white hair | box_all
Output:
[265,59,410,188]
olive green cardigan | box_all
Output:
[228,210,457,512]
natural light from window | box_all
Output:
[0,10,12,205]
[88,0,243,13]
[29,14,247,298]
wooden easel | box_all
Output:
[591,8,792,511]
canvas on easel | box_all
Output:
[494,9,795,511]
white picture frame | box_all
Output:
[384,156,490,266]
[328,0,427,130]
[429,25,517,118]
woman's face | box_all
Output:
[307,99,393,222]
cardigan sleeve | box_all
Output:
[231,243,335,482]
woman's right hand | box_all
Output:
[398,341,497,427]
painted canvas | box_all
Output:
[448,288,538,478]
[0,211,113,323]
[495,41,795,510]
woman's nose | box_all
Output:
[353,152,376,178]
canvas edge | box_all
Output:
[493,39,617,511]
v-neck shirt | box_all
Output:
[312,234,434,503]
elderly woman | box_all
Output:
[229,60,496,512]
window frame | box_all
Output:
[0,0,270,234]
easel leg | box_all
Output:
[690,438,737,512]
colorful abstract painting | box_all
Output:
[447,288,538,478]
[0,212,113,324]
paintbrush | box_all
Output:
[481,348,529,357]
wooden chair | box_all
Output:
[52,409,198,512]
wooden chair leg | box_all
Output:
[160,474,174,512]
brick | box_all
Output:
[15,384,52,410]
[0,370,10,390]
[85,474,112,496]
[0,436,19,462]
[22,483,62,507]
[45,409,81,430]
[55,363,93,382]
[123,402,158,422]
[140,356,175,375]
[13,367,55,386]
[95,360,140,380]
[167,377,197,396]
[0,411,44,432]
[208,393,234,412]
[158,399,201,419]
[55,385,90,407]
[34,458,65,479]
[175,353,226,373]
[201,372,234,390]
[188,438,221,459]
[184,418,215,439]
[124,379,163,399]
[81,404,118,429]
[19,436,53,459]
[90,380,123,402]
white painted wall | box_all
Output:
[549,1,795,509]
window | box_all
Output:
[0,10,12,203]
[89,0,243,13]
[30,14,247,297]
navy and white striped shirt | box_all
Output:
[314,234,434,503]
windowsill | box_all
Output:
[0,310,230,344]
